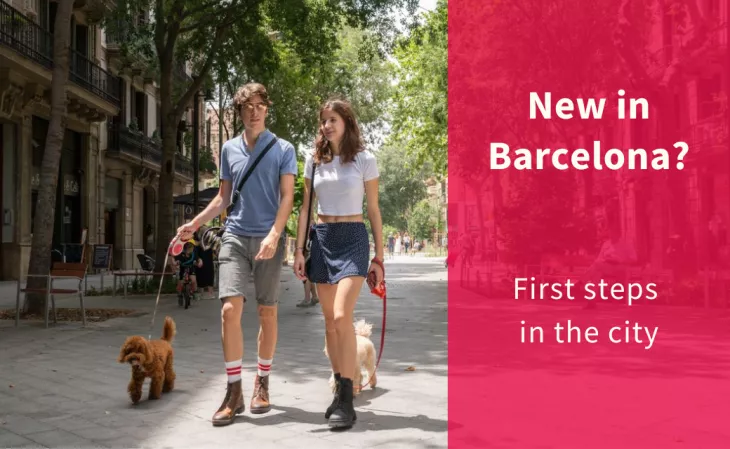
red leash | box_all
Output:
[360,257,387,390]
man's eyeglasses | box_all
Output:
[242,102,268,112]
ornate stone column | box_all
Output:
[122,171,133,269]
[84,126,99,246]
[15,112,33,279]
[133,178,143,255]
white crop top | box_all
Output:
[304,151,379,216]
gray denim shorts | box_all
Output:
[217,231,286,306]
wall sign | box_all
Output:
[63,174,80,196]
[91,244,113,270]
[31,167,40,190]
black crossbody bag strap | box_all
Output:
[227,137,278,215]
[303,160,316,255]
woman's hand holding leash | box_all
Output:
[367,256,386,299]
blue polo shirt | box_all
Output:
[220,130,297,237]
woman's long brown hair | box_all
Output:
[313,98,364,164]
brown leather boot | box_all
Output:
[250,375,271,414]
[212,380,244,426]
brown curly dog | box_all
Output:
[118,316,176,404]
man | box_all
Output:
[177,82,297,426]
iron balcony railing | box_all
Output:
[175,152,193,179]
[107,123,194,179]
[69,51,121,106]
[107,122,162,165]
[0,0,121,107]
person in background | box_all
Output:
[174,241,203,304]
[296,279,319,307]
[194,230,216,299]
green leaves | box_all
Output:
[409,199,441,241]
[388,0,447,176]
[376,141,431,232]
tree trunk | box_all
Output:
[24,0,74,315]
[153,63,180,273]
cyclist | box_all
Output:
[174,240,203,304]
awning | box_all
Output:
[173,187,220,206]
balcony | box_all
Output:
[107,123,193,180]
[104,21,149,73]
[0,0,121,110]
[684,116,728,163]
[73,0,115,23]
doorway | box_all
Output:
[104,177,122,269]
[143,186,156,258]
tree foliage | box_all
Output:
[376,141,431,232]
[409,198,440,241]
[105,0,418,272]
[389,0,447,175]
[448,0,631,264]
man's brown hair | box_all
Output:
[232,83,272,113]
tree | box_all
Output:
[409,199,438,241]
[448,0,629,264]
[376,141,431,232]
[198,146,216,174]
[107,0,417,272]
[24,0,75,314]
[389,0,447,175]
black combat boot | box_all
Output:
[325,373,342,419]
[328,377,356,429]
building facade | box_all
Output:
[0,0,203,279]
[450,0,729,280]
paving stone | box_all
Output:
[0,428,46,448]
[23,428,97,448]
[0,257,447,448]
[0,415,56,435]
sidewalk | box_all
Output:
[0,257,447,449]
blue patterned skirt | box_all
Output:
[308,222,370,284]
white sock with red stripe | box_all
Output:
[225,360,242,383]
[257,357,272,377]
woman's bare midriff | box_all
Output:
[317,214,364,224]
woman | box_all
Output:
[293,98,384,429]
